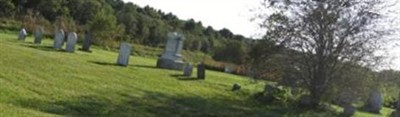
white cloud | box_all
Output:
[123,0,264,38]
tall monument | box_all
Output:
[156,32,185,70]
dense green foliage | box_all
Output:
[0,0,250,65]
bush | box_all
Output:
[384,95,397,109]
[254,84,294,105]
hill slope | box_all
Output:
[0,32,273,116]
[0,32,393,117]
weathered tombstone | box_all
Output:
[53,29,65,50]
[365,90,383,113]
[156,32,185,70]
[80,31,92,52]
[197,63,206,80]
[232,83,241,91]
[117,42,132,66]
[18,28,27,41]
[183,64,193,77]
[342,105,356,117]
[65,32,78,52]
[34,26,44,44]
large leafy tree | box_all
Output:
[0,0,15,17]
[258,0,397,107]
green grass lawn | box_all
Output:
[0,32,393,117]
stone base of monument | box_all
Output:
[156,58,185,70]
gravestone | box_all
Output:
[365,90,383,113]
[156,32,185,70]
[81,31,92,52]
[54,29,65,50]
[65,32,78,52]
[34,26,43,44]
[18,28,27,41]
[117,42,132,66]
[183,64,193,77]
[342,105,356,117]
[197,63,206,80]
[232,83,241,91]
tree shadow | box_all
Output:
[13,95,125,117]
[133,65,162,69]
[88,61,119,66]
[11,90,280,117]
[23,45,64,52]
[170,74,199,81]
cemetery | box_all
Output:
[0,26,394,116]
[0,32,274,116]
[0,0,399,117]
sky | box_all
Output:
[124,0,400,70]
[124,0,264,38]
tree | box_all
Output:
[258,0,396,108]
[0,0,15,17]
[68,0,102,25]
[219,28,233,38]
[87,8,122,47]
[213,40,247,64]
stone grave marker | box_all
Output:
[365,90,383,113]
[183,64,193,77]
[232,83,241,91]
[54,29,65,50]
[65,32,78,52]
[18,28,27,41]
[117,42,132,66]
[81,31,92,52]
[34,26,44,44]
[197,63,206,80]
[343,105,356,117]
[156,32,185,70]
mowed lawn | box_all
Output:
[0,32,273,117]
[0,32,393,117]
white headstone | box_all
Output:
[117,42,132,66]
[18,28,27,41]
[160,32,184,61]
[54,29,65,50]
[156,32,186,70]
[65,32,78,52]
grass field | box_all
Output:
[0,32,393,117]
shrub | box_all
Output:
[384,95,397,109]
[254,84,295,105]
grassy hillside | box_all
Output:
[0,32,393,117]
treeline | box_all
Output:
[0,0,251,65]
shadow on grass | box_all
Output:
[170,74,199,81]
[355,107,383,116]
[133,65,158,69]
[11,90,283,117]
[88,61,119,66]
[23,45,64,52]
